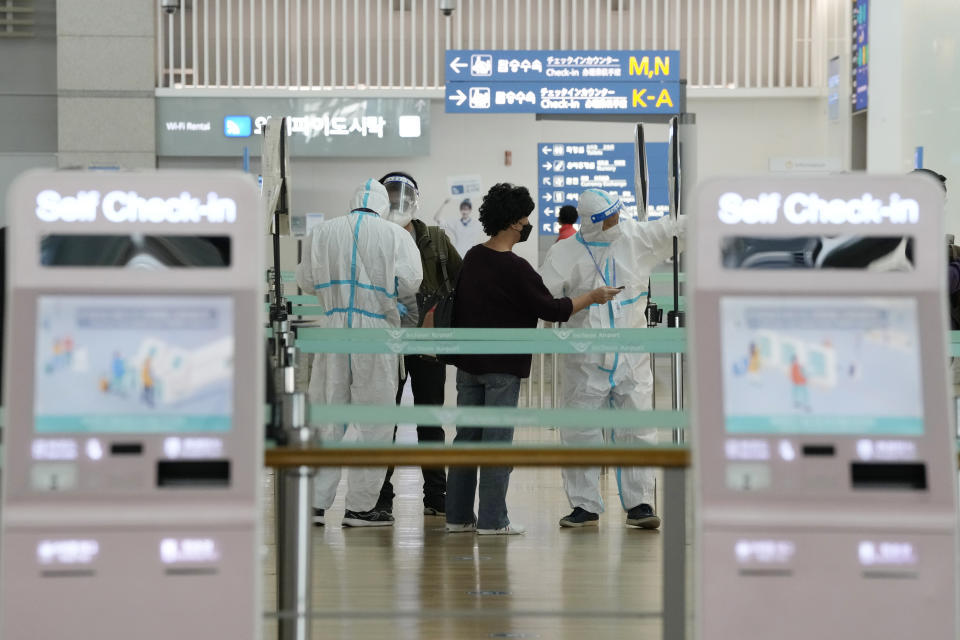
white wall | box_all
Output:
[0,0,58,226]
[867,0,960,235]
[160,94,827,267]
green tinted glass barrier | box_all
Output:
[265,273,297,283]
[649,272,685,284]
[648,296,686,311]
[951,331,960,357]
[284,294,682,311]
[264,303,325,316]
[309,403,687,430]
[295,327,687,354]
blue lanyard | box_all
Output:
[580,234,616,286]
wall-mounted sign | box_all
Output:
[537,142,668,235]
[446,49,681,115]
[768,157,843,173]
[852,0,868,113]
[156,97,430,157]
[827,56,840,121]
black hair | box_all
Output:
[378,171,419,191]
[558,205,579,225]
[478,183,534,236]
[912,168,947,193]
[459,198,472,209]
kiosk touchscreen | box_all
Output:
[690,176,958,639]
[2,171,262,639]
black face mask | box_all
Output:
[517,223,533,242]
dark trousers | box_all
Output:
[377,355,447,509]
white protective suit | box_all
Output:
[296,179,423,512]
[442,215,486,258]
[541,188,685,514]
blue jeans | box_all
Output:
[446,370,521,530]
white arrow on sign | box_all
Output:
[542,193,553,202]
[449,56,468,74]
[542,146,552,155]
[542,162,553,170]
[448,89,467,106]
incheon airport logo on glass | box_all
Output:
[223,115,253,138]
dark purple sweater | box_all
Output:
[452,244,573,378]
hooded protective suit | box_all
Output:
[381,173,420,228]
[296,179,423,512]
[540,188,685,515]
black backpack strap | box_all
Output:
[427,225,453,292]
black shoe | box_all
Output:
[625,503,661,529]
[312,508,325,527]
[342,508,394,527]
[559,506,599,528]
[423,495,445,516]
[374,502,393,516]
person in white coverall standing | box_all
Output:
[296,179,423,527]
[540,187,685,529]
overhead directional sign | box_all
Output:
[445,49,681,115]
[445,50,680,82]
[538,142,669,235]
[446,82,679,115]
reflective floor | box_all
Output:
[263,354,685,639]
[262,428,683,639]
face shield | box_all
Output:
[577,188,623,242]
[381,175,420,227]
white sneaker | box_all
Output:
[477,523,526,536]
[445,521,477,533]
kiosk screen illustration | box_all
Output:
[34,295,234,433]
[721,296,923,436]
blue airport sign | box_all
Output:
[223,115,253,137]
[446,81,680,115]
[445,50,680,82]
[538,142,669,235]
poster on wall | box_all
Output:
[440,175,486,258]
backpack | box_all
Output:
[416,226,456,328]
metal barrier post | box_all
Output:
[274,352,314,640]
[552,351,559,411]
[669,348,684,443]
[538,351,545,409]
[662,466,687,640]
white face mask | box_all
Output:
[385,207,413,227]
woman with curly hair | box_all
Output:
[444,183,621,536]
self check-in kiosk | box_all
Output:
[2,171,262,639]
[690,175,958,639]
